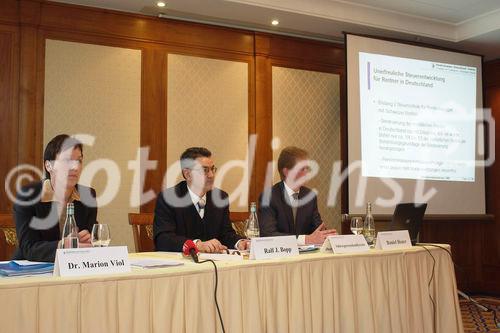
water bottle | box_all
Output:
[246,202,260,239]
[61,203,79,248]
[363,202,376,245]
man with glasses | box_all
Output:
[258,146,337,245]
[153,147,249,253]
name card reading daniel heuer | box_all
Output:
[326,234,370,254]
[249,236,299,260]
[375,230,412,250]
[54,246,131,277]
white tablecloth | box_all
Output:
[0,245,463,333]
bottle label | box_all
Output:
[62,236,79,249]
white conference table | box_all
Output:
[0,245,463,333]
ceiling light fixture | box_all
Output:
[271,19,279,26]
[157,1,166,7]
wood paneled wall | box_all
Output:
[0,0,498,293]
[0,23,19,214]
[483,59,500,294]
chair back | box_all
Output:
[230,212,249,237]
[128,213,154,252]
[0,214,17,261]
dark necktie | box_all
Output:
[291,193,299,224]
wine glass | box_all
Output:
[350,217,363,235]
[91,224,111,247]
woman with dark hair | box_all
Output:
[13,134,97,262]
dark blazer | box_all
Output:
[13,181,98,262]
[258,181,322,237]
[153,181,243,252]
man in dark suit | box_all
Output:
[259,146,336,245]
[154,147,249,253]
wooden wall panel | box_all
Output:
[0,25,19,213]
[141,49,167,212]
[18,1,42,171]
[483,59,500,294]
[255,33,344,69]
[0,0,19,24]
[247,57,257,204]
[255,55,273,195]
[485,59,500,88]
[39,2,254,55]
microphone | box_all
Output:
[182,240,199,263]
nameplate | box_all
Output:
[249,236,299,260]
[53,246,131,277]
[327,234,370,254]
[375,230,412,250]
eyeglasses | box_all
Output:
[191,166,217,175]
[60,158,83,164]
[51,158,83,166]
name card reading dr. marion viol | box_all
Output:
[54,246,131,277]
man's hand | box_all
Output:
[305,223,337,245]
[197,239,228,253]
[236,239,251,251]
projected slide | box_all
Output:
[359,52,477,182]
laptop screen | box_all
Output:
[390,203,427,245]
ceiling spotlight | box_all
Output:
[157,1,166,7]
[271,19,279,26]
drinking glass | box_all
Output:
[350,217,363,235]
[91,224,111,247]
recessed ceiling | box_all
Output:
[339,0,500,24]
[51,0,500,60]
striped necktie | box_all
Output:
[197,197,206,219]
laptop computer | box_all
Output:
[389,203,427,245]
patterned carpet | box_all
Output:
[460,295,500,332]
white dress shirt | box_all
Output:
[186,184,244,250]
[187,185,206,218]
[283,182,306,246]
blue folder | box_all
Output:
[0,261,54,277]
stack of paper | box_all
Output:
[198,253,244,261]
[298,245,319,253]
[0,261,54,277]
[129,259,184,269]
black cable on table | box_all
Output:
[198,259,226,333]
[416,244,437,332]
